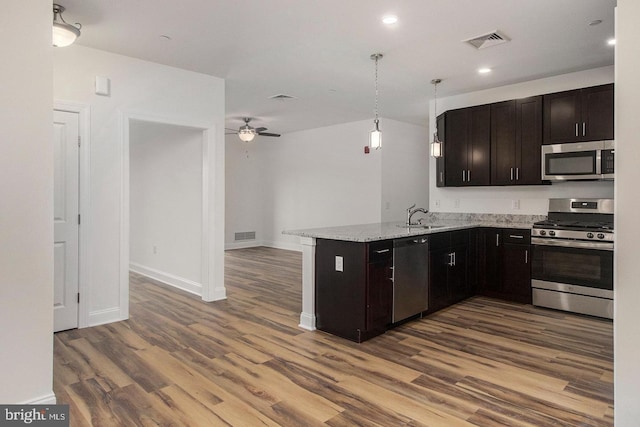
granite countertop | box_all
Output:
[283,213,546,243]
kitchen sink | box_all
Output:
[397,224,446,230]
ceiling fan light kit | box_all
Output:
[53,4,82,47]
[227,118,281,142]
[369,53,383,150]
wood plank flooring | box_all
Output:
[53,247,613,426]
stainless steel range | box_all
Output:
[531,198,613,319]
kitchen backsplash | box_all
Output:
[425,212,547,225]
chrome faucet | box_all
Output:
[406,204,429,226]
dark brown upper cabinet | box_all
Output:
[491,96,543,185]
[442,105,491,186]
[543,83,614,144]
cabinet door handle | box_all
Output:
[575,123,579,137]
[525,250,529,264]
[509,234,524,239]
[452,252,456,266]
[440,171,443,183]
[496,233,500,247]
[462,170,466,182]
[583,122,586,136]
[516,167,519,181]
[447,253,454,266]
[375,249,390,254]
[510,167,514,181]
[468,170,471,182]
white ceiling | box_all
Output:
[59,0,616,135]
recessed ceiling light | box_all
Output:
[589,19,603,26]
[608,38,616,46]
[478,67,492,74]
[382,15,398,25]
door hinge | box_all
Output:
[77,293,80,303]
[78,214,81,225]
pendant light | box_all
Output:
[370,53,383,150]
[430,78,443,158]
[53,4,82,48]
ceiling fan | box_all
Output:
[225,118,281,142]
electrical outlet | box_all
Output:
[335,256,343,272]
[454,199,460,209]
[153,245,157,254]
[435,199,441,208]
[512,199,521,210]
[385,201,390,210]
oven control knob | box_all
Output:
[597,233,605,240]
[539,230,546,236]
[549,230,556,236]
[587,232,594,239]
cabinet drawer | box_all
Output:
[502,229,531,245]
[368,240,393,262]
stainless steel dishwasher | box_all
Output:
[392,236,429,322]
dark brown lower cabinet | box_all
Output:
[427,230,472,313]
[315,238,392,342]
[478,228,532,304]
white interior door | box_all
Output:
[53,110,80,332]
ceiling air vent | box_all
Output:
[269,94,296,100]
[463,30,510,49]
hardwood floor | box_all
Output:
[54,247,613,426]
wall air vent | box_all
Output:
[269,94,296,100]
[234,231,256,241]
[463,30,510,49]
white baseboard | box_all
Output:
[225,240,264,250]
[130,262,202,296]
[262,240,303,252]
[88,307,123,327]
[298,312,316,331]
[23,392,57,405]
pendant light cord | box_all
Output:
[374,55,379,123]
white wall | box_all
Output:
[381,120,430,222]
[428,66,615,215]
[614,1,640,424]
[54,45,225,325]
[236,118,430,250]
[129,121,203,294]
[261,119,383,250]
[0,1,54,404]
[225,135,265,249]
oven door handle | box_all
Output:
[531,237,614,251]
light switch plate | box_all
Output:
[335,256,343,272]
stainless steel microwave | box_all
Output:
[542,140,614,181]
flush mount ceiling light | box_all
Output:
[478,67,492,74]
[370,53,383,150]
[382,15,398,25]
[52,4,81,47]
[430,79,443,158]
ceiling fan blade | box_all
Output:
[257,132,281,137]
[254,127,268,133]
[225,128,239,131]
[225,132,238,135]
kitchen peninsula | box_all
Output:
[284,213,545,342]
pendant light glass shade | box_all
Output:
[53,4,81,47]
[430,78,443,158]
[370,119,382,149]
[369,53,383,150]
[430,133,442,158]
